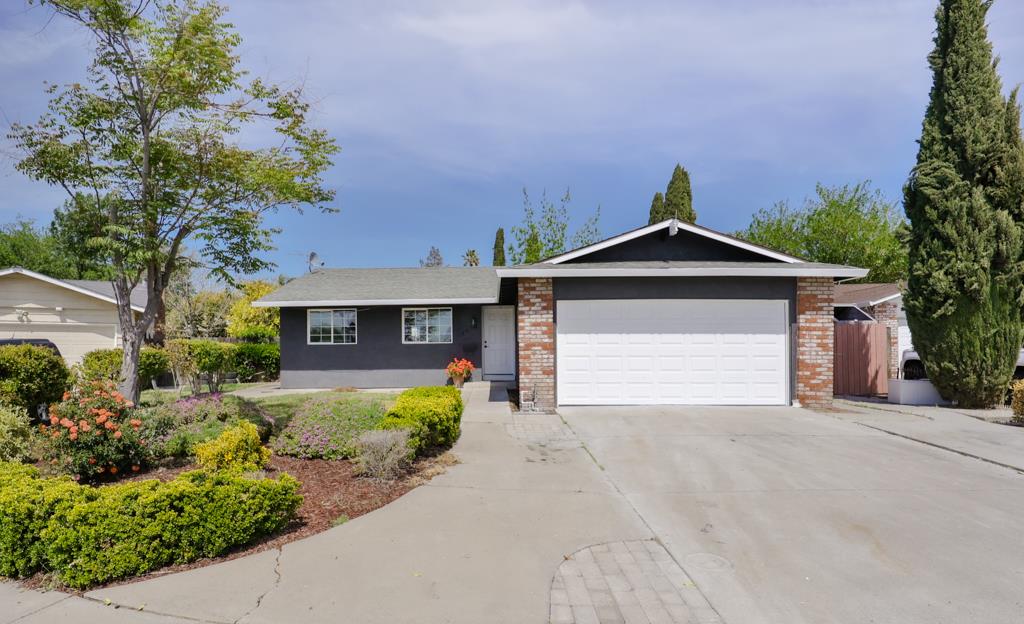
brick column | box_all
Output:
[796,277,835,408]
[517,278,555,412]
[865,301,900,380]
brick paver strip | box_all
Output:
[550,541,722,624]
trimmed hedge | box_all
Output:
[80,347,170,388]
[380,386,463,455]
[0,344,69,412]
[234,343,280,382]
[194,422,271,472]
[0,462,301,588]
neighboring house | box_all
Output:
[833,283,908,378]
[256,219,866,410]
[0,267,147,365]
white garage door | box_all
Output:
[556,299,789,406]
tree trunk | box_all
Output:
[119,328,144,402]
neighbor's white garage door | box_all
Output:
[556,300,789,405]
[0,323,117,365]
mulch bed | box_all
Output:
[25,452,457,591]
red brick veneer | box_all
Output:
[797,277,835,408]
[516,278,556,412]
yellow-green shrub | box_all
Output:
[0,462,301,588]
[379,386,463,455]
[1012,380,1024,423]
[193,421,270,472]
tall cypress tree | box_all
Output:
[904,0,1024,407]
[648,164,696,224]
[492,227,506,266]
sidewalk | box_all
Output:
[3,382,650,624]
[835,399,1024,472]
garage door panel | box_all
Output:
[556,299,788,406]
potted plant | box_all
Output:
[446,358,476,388]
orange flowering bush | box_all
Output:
[41,380,147,482]
[445,358,475,380]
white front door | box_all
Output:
[482,306,516,380]
[556,299,789,406]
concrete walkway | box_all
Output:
[835,399,1024,472]
[2,382,651,623]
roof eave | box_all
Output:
[495,267,869,279]
[253,296,500,308]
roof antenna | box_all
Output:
[307,251,325,273]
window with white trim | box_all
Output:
[402,307,453,344]
[308,309,357,344]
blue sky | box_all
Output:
[2,0,1023,277]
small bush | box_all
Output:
[1012,380,1024,423]
[0,463,301,588]
[80,347,170,388]
[138,394,274,460]
[272,396,386,460]
[233,326,278,344]
[355,429,412,481]
[166,339,236,393]
[380,386,463,455]
[0,344,70,413]
[0,404,33,463]
[194,422,270,472]
[41,380,147,481]
[234,343,280,382]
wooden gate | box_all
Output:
[834,322,889,396]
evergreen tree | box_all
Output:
[462,249,480,266]
[648,164,696,224]
[647,192,665,225]
[903,0,1024,407]
[492,228,506,266]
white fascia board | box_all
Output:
[543,219,805,265]
[867,293,902,307]
[0,267,145,312]
[496,267,869,278]
[253,297,499,308]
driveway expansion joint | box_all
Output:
[852,421,1024,474]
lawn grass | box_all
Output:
[256,391,398,430]
[139,382,262,407]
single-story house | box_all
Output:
[833,283,909,377]
[0,267,147,365]
[255,219,867,410]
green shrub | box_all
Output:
[0,344,70,412]
[355,429,412,481]
[379,386,463,455]
[234,343,280,382]
[272,396,386,459]
[80,347,170,388]
[166,339,236,393]
[233,326,278,344]
[0,463,86,578]
[0,463,301,588]
[41,380,147,481]
[0,404,34,463]
[194,422,270,472]
[139,394,275,460]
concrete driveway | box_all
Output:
[560,405,1024,624]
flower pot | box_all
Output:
[450,375,466,388]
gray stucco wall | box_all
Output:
[280,305,482,388]
[553,277,797,322]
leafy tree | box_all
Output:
[903,0,1024,407]
[738,181,908,283]
[462,249,480,267]
[492,228,506,266]
[649,164,695,224]
[226,280,279,340]
[508,188,601,264]
[9,0,338,400]
[49,194,115,280]
[164,262,236,339]
[0,219,76,278]
[420,246,444,267]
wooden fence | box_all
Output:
[834,322,889,397]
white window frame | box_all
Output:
[401,307,454,345]
[306,308,358,345]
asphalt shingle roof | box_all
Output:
[67,280,148,309]
[256,267,501,306]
